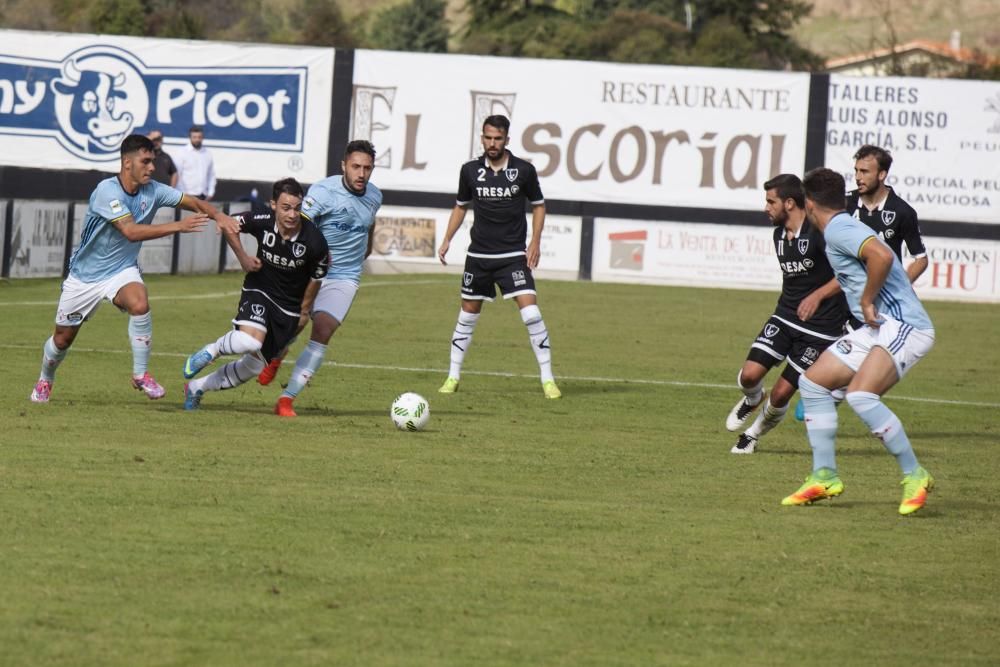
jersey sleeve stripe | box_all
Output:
[456,199,471,206]
[530,199,544,204]
[857,235,877,259]
[108,212,132,223]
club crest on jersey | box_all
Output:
[881,210,896,226]
[798,239,809,255]
[139,199,148,214]
[292,242,306,258]
[763,323,780,338]
[504,168,518,182]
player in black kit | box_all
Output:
[436,114,561,399]
[726,174,853,454]
[181,177,329,411]
[847,144,927,283]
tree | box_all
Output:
[368,0,449,53]
[297,0,356,48]
[88,0,148,36]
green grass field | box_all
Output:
[1,273,998,666]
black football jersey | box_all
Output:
[233,210,329,312]
[456,151,544,256]
[772,218,850,334]
[846,187,925,260]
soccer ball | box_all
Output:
[391,392,430,432]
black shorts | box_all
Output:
[460,254,536,301]
[232,289,299,362]
[745,315,842,386]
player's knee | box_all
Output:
[737,365,765,388]
[129,300,150,316]
[798,376,830,401]
[519,304,542,325]
[243,353,267,375]
[844,390,881,414]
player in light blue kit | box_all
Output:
[782,168,936,515]
[257,140,382,417]
[30,134,240,404]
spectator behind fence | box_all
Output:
[175,125,216,201]
[147,130,178,187]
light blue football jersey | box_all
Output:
[69,177,183,282]
[301,176,382,282]
[824,212,933,330]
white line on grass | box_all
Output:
[0,278,452,307]
[3,343,996,409]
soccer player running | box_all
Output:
[783,168,935,516]
[182,178,329,410]
[255,140,382,417]
[726,175,852,454]
[29,134,240,404]
[436,114,560,399]
[848,144,927,283]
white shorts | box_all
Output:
[829,317,934,379]
[311,279,359,324]
[55,267,144,326]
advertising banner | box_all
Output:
[352,50,810,211]
[593,218,779,290]
[912,237,1000,303]
[0,29,333,182]
[826,75,1000,224]
[366,206,581,278]
[8,200,69,278]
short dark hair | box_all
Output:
[803,168,848,210]
[763,173,805,209]
[272,177,304,201]
[121,134,155,156]
[853,144,893,173]
[344,139,376,161]
[189,125,204,134]
[483,114,510,134]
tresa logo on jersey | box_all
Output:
[476,186,518,199]
[778,260,811,274]
[0,44,304,162]
[262,249,306,268]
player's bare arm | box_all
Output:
[111,212,208,241]
[906,255,928,283]
[438,204,468,265]
[526,203,546,270]
[365,221,377,259]
[796,277,842,321]
[299,279,322,330]
[178,194,241,235]
[859,237,894,327]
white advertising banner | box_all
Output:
[0,29,333,182]
[8,200,69,278]
[826,75,1000,224]
[365,206,581,278]
[352,50,810,210]
[911,237,1000,303]
[592,218,779,290]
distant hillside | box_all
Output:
[796,0,1000,60]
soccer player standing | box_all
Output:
[726,175,852,454]
[847,145,927,282]
[256,140,382,418]
[182,178,329,410]
[783,168,935,515]
[436,114,560,399]
[29,134,240,404]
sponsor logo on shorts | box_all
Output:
[837,340,852,354]
[512,269,526,287]
[463,272,473,287]
[251,304,265,318]
[881,210,896,226]
[803,346,819,361]
[797,239,809,255]
[66,311,84,324]
[764,323,780,338]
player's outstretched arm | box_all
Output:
[112,213,208,241]
[526,203,546,270]
[178,194,241,235]
[438,205,468,265]
[797,277,843,321]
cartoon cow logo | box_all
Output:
[49,46,149,160]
